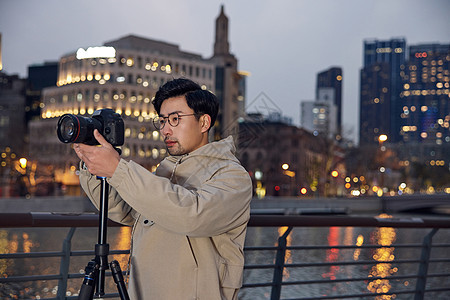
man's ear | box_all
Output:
[200,114,212,133]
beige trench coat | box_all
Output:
[79,136,253,299]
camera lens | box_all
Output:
[57,115,80,143]
[57,114,103,145]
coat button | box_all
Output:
[144,220,149,224]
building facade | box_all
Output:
[360,62,392,144]
[360,38,406,145]
[397,43,450,163]
[316,67,343,134]
[238,114,344,197]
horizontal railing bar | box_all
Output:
[69,249,130,256]
[244,244,422,252]
[242,272,450,290]
[248,214,450,228]
[0,251,63,259]
[0,270,127,283]
[282,288,417,300]
[1,212,450,228]
[244,258,425,270]
[281,274,419,285]
[0,274,62,282]
[244,263,276,270]
[427,273,450,278]
[286,259,418,268]
[242,282,275,288]
[284,243,448,250]
[0,249,129,259]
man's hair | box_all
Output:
[152,78,219,129]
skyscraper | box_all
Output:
[360,38,406,145]
[316,67,342,134]
[398,43,450,162]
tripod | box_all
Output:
[78,176,130,300]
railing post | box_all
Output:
[271,226,293,300]
[57,227,76,300]
[414,228,438,300]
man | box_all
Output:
[74,78,253,299]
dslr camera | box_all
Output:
[57,108,124,146]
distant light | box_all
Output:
[275,185,281,191]
[378,134,388,143]
[331,170,339,178]
[76,47,116,59]
[351,190,361,196]
[282,163,289,170]
[19,158,27,169]
[300,187,307,195]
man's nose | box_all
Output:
[161,123,173,136]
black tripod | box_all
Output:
[78,177,130,300]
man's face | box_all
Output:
[159,96,207,156]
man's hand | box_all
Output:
[73,129,120,178]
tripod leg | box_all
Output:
[110,260,131,300]
[78,260,98,300]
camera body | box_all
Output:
[57,108,124,146]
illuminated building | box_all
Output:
[301,88,338,139]
[360,38,406,144]
[28,6,245,193]
[397,43,450,163]
[316,67,343,134]
[29,36,215,172]
[359,62,392,144]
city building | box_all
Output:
[397,43,450,163]
[359,62,392,144]
[210,5,245,139]
[26,61,58,137]
[0,73,27,156]
[238,114,344,197]
[0,72,28,197]
[316,67,343,134]
[28,6,245,194]
[360,38,406,145]
[301,88,338,139]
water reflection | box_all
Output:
[367,213,398,299]
[322,226,340,280]
[110,226,131,275]
[1,218,449,299]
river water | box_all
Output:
[0,213,449,299]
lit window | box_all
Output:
[152,148,159,159]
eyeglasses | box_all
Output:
[152,112,199,130]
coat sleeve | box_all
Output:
[78,162,136,226]
[107,158,253,237]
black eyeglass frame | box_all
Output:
[152,112,200,130]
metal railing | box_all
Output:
[1,212,450,299]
